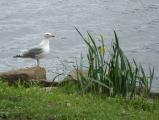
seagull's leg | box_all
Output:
[37,59,40,67]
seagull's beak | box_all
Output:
[51,34,55,37]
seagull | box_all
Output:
[14,32,55,66]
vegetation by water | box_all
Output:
[0,81,159,120]
[0,30,158,120]
[75,28,154,99]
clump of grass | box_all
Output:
[75,28,154,99]
[0,81,159,120]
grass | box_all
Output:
[75,28,154,99]
[0,81,159,120]
[0,29,158,119]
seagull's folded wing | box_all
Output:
[22,47,43,58]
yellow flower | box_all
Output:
[98,46,106,54]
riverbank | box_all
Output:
[0,81,158,120]
[0,29,158,119]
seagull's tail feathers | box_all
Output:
[13,54,23,58]
[13,50,27,58]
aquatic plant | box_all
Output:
[75,28,154,99]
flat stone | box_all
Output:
[0,67,46,85]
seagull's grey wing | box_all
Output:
[22,47,43,58]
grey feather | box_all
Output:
[22,48,43,58]
[14,48,43,58]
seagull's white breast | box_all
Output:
[36,39,50,59]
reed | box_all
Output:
[75,28,154,99]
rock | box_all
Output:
[63,69,88,81]
[0,67,46,85]
[56,69,88,86]
[150,92,159,98]
[38,80,58,87]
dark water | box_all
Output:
[0,0,159,92]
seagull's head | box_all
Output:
[44,32,55,39]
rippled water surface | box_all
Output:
[0,0,159,91]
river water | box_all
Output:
[0,0,159,92]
